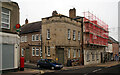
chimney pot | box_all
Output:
[25,18,28,24]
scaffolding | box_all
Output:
[83,11,108,46]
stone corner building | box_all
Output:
[20,9,82,65]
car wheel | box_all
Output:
[51,67,55,70]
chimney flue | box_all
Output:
[52,10,58,16]
[25,18,28,24]
[69,8,76,18]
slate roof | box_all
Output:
[20,21,42,34]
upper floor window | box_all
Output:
[32,35,35,41]
[21,36,24,42]
[68,29,70,40]
[47,29,50,39]
[40,34,42,41]
[35,34,39,41]
[1,7,10,29]
[73,30,76,40]
[78,31,80,40]
[24,36,27,42]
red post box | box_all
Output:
[20,57,24,71]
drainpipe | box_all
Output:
[81,17,84,65]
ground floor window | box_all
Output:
[78,49,80,57]
[96,52,99,60]
[32,47,35,56]
[40,47,42,56]
[92,52,95,61]
[36,47,39,56]
[87,52,89,61]
[21,48,24,56]
[47,46,50,56]
[68,48,70,58]
[73,49,76,58]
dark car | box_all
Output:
[37,59,63,70]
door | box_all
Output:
[25,48,30,62]
[56,48,64,64]
[2,44,14,70]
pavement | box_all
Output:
[2,61,120,75]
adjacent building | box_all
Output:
[0,1,20,72]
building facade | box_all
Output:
[0,1,20,72]
[20,21,42,63]
[20,11,82,65]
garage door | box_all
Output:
[2,44,14,70]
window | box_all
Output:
[21,36,24,42]
[96,52,99,60]
[36,47,39,56]
[73,30,76,40]
[78,49,80,57]
[47,29,50,39]
[32,47,35,56]
[40,47,42,56]
[68,48,70,58]
[47,46,50,56]
[21,48,24,56]
[25,36,27,42]
[87,52,89,61]
[78,31,80,40]
[68,29,70,39]
[32,35,35,41]
[92,52,95,61]
[73,49,76,58]
[40,34,42,41]
[35,34,39,41]
[1,7,10,29]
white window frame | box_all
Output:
[21,48,24,56]
[47,29,50,39]
[21,36,24,42]
[47,46,50,56]
[32,47,35,56]
[32,35,35,41]
[1,7,10,29]
[78,49,80,57]
[68,29,70,40]
[24,36,27,42]
[40,34,42,41]
[68,48,70,58]
[87,52,89,61]
[36,47,39,56]
[92,52,95,61]
[73,49,76,58]
[73,30,76,40]
[78,31,80,40]
[40,47,42,56]
[35,34,39,41]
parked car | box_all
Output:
[37,59,63,70]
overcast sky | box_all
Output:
[12,0,119,41]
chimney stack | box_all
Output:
[69,8,76,18]
[52,10,58,16]
[25,18,28,24]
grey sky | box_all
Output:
[12,0,119,41]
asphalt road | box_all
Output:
[42,64,120,75]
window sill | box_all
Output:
[47,55,51,57]
[47,38,51,40]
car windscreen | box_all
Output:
[46,59,56,63]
